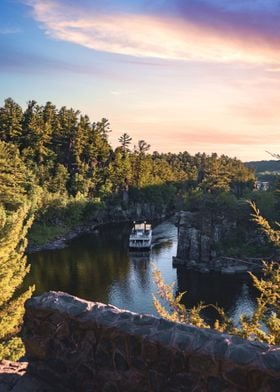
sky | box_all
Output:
[0,0,280,161]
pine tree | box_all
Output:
[47,163,69,195]
[22,101,55,167]
[118,133,132,153]
[109,149,132,192]
[0,98,23,144]
[133,140,151,187]
[0,141,34,360]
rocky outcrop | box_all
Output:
[174,211,268,273]
[176,211,235,263]
[21,291,280,391]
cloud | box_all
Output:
[162,129,280,146]
[0,27,22,34]
[110,91,121,96]
[23,0,280,64]
[266,67,280,73]
[0,44,104,76]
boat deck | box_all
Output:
[129,222,152,250]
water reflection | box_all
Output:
[26,220,257,322]
[229,283,256,326]
[129,252,150,290]
[177,268,257,324]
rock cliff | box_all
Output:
[173,211,266,273]
[175,211,236,262]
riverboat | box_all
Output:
[129,222,152,250]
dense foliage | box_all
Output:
[0,98,255,201]
[0,142,35,360]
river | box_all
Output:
[26,220,257,323]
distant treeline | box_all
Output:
[245,160,280,173]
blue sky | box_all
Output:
[1,0,280,160]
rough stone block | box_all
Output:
[21,292,280,392]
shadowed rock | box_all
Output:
[19,291,280,391]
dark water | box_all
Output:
[26,221,257,321]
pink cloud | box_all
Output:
[230,101,280,121]
[159,130,279,146]
[24,0,280,65]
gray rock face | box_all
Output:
[177,227,201,261]
[176,211,211,263]
[21,292,280,392]
[189,228,200,261]
[176,211,236,264]
[200,234,211,262]
[174,211,268,273]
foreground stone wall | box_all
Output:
[0,360,54,391]
[23,292,280,391]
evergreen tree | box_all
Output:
[0,141,34,360]
[137,139,151,155]
[0,98,23,144]
[47,163,69,195]
[201,154,231,193]
[118,133,132,153]
[133,140,151,187]
[21,101,55,178]
[94,118,111,140]
[52,106,79,170]
[109,149,132,192]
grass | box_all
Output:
[28,222,70,246]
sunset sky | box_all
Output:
[1,0,280,161]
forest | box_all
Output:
[0,98,258,229]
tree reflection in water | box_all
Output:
[176,267,258,325]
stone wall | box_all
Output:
[0,360,54,391]
[22,292,280,391]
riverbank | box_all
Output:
[27,223,99,253]
[27,202,174,253]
